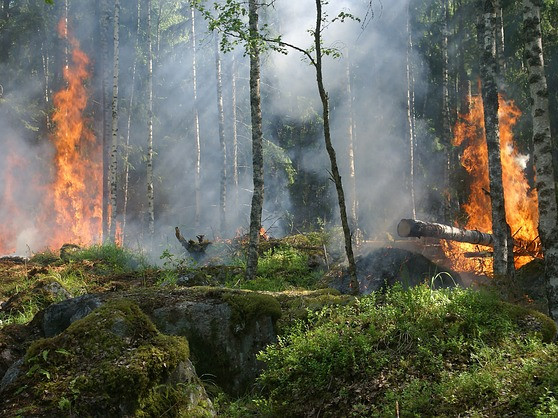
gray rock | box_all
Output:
[42,294,103,337]
[0,358,22,392]
[150,295,277,396]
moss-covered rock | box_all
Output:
[0,278,71,316]
[0,299,214,417]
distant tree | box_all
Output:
[523,0,558,321]
[146,0,155,241]
[214,35,227,235]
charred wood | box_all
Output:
[175,227,211,259]
[398,218,542,259]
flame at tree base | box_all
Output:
[443,94,540,275]
[0,20,101,254]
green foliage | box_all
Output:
[231,245,323,291]
[257,285,558,417]
[68,244,148,273]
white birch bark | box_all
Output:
[523,0,558,321]
[191,5,201,228]
[215,36,227,235]
[232,55,239,213]
[147,0,155,239]
[109,0,120,243]
[245,0,264,281]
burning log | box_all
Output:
[175,227,211,259]
[397,218,542,258]
[397,219,494,246]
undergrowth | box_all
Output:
[255,284,558,417]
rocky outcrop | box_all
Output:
[0,299,215,417]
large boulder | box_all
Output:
[0,299,215,417]
[136,288,281,396]
[326,248,462,294]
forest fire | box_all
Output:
[442,94,540,274]
[0,21,101,254]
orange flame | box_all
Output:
[44,20,102,249]
[443,94,539,274]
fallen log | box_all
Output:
[397,218,542,258]
[397,219,494,246]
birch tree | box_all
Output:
[109,0,120,243]
[100,0,111,241]
[215,35,227,235]
[477,0,514,278]
[245,0,264,281]
[191,4,201,228]
[523,0,558,321]
[147,0,155,240]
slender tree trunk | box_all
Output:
[523,0,558,321]
[191,5,201,228]
[41,38,51,131]
[63,0,69,70]
[215,36,227,235]
[232,55,239,213]
[406,3,417,220]
[314,0,358,293]
[346,54,359,240]
[477,0,514,278]
[442,0,452,222]
[109,0,120,243]
[100,0,111,242]
[147,0,155,240]
[122,0,141,245]
[245,0,264,281]
[494,0,506,78]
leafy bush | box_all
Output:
[68,244,149,273]
[231,246,322,292]
[257,285,558,417]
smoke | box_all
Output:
[0,0,440,259]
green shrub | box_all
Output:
[68,244,148,273]
[257,285,558,417]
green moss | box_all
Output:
[221,290,282,332]
[3,299,198,417]
[502,301,557,343]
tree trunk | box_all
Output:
[494,0,506,78]
[146,0,155,240]
[245,0,264,281]
[398,218,495,246]
[100,0,110,242]
[406,3,417,220]
[345,53,359,240]
[191,5,201,228]
[109,0,120,243]
[232,55,239,213]
[215,35,227,235]
[122,0,141,245]
[523,0,558,321]
[477,0,514,278]
[442,0,452,222]
[314,0,358,293]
